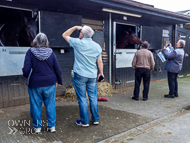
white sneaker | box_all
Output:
[34,128,41,134]
[47,127,56,133]
[92,121,99,125]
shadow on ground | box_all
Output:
[12,105,150,143]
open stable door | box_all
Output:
[113,22,141,89]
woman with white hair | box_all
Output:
[22,32,62,133]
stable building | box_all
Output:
[0,0,190,108]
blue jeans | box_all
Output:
[167,72,178,95]
[72,73,99,124]
[28,84,56,128]
[133,68,150,99]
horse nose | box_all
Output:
[30,31,36,40]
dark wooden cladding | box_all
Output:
[176,26,190,76]
[51,48,74,95]
[82,18,103,26]
[0,75,29,108]
[102,19,110,83]
[142,26,163,49]
[40,11,82,48]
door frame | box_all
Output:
[113,22,140,55]
[113,21,141,88]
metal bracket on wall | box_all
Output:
[126,80,135,84]
[115,80,122,85]
[137,26,141,32]
[114,52,122,54]
[180,35,186,38]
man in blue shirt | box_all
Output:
[62,25,104,127]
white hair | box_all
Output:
[81,25,94,38]
[32,32,49,48]
[178,39,186,48]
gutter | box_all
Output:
[112,0,190,21]
[89,0,190,23]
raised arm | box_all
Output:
[163,49,177,60]
[62,26,83,43]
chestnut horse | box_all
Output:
[116,29,142,49]
[0,14,38,47]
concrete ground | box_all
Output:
[0,77,190,143]
[116,111,190,143]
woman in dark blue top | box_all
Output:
[22,32,62,133]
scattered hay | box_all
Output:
[56,82,114,102]
[0,110,4,114]
[56,83,77,102]
[164,132,172,135]
[97,82,113,97]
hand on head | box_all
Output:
[75,26,83,31]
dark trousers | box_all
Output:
[133,68,150,99]
[167,72,178,95]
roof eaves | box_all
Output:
[111,0,190,20]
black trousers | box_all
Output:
[167,71,178,95]
[133,68,150,99]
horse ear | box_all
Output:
[20,13,28,23]
[24,17,28,23]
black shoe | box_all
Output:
[175,93,178,97]
[164,94,175,98]
[132,97,139,101]
[75,120,89,127]
[143,98,148,101]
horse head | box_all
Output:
[0,13,38,47]
[124,29,142,45]
[116,29,142,49]
[19,14,38,46]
